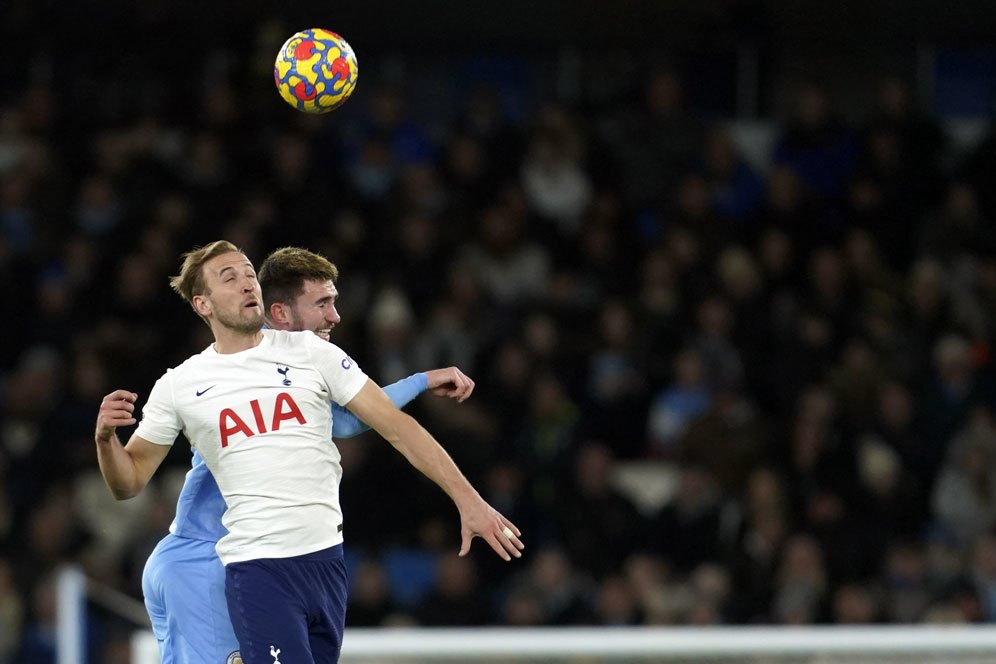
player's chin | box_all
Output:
[238,308,265,330]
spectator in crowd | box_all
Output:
[931,408,996,546]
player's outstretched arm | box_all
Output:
[94,390,171,500]
[331,367,475,438]
[344,379,523,561]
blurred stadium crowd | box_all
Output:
[3,17,996,664]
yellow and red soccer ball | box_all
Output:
[274,29,358,114]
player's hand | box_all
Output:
[95,390,138,443]
[457,496,524,562]
[424,367,475,403]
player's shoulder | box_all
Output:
[263,328,300,343]
[148,346,211,383]
[265,328,346,354]
[169,344,218,373]
[263,328,318,349]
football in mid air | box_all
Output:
[273,28,358,114]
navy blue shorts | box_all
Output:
[225,545,347,664]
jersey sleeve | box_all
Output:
[330,372,429,438]
[303,334,369,406]
[134,371,182,446]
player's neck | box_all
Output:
[211,327,265,354]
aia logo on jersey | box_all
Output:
[218,392,307,447]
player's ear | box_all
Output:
[270,301,289,324]
[192,294,212,317]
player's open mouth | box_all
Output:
[244,300,260,310]
[316,328,331,341]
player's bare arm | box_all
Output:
[95,389,171,500]
[424,366,475,402]
[344,379,523,561]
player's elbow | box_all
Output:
[106,480,143,500]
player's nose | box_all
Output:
[326,306,341,325]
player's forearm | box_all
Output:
[94,433,146,499]
[381,414,479,505]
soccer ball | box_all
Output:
[273,28,358,114]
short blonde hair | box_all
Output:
[169,240,245,317]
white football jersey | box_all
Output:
[136,329,368,565]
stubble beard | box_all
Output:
[216,308,265,335]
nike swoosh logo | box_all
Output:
[195,385,217,396]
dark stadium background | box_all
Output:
[2,1,996,662]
